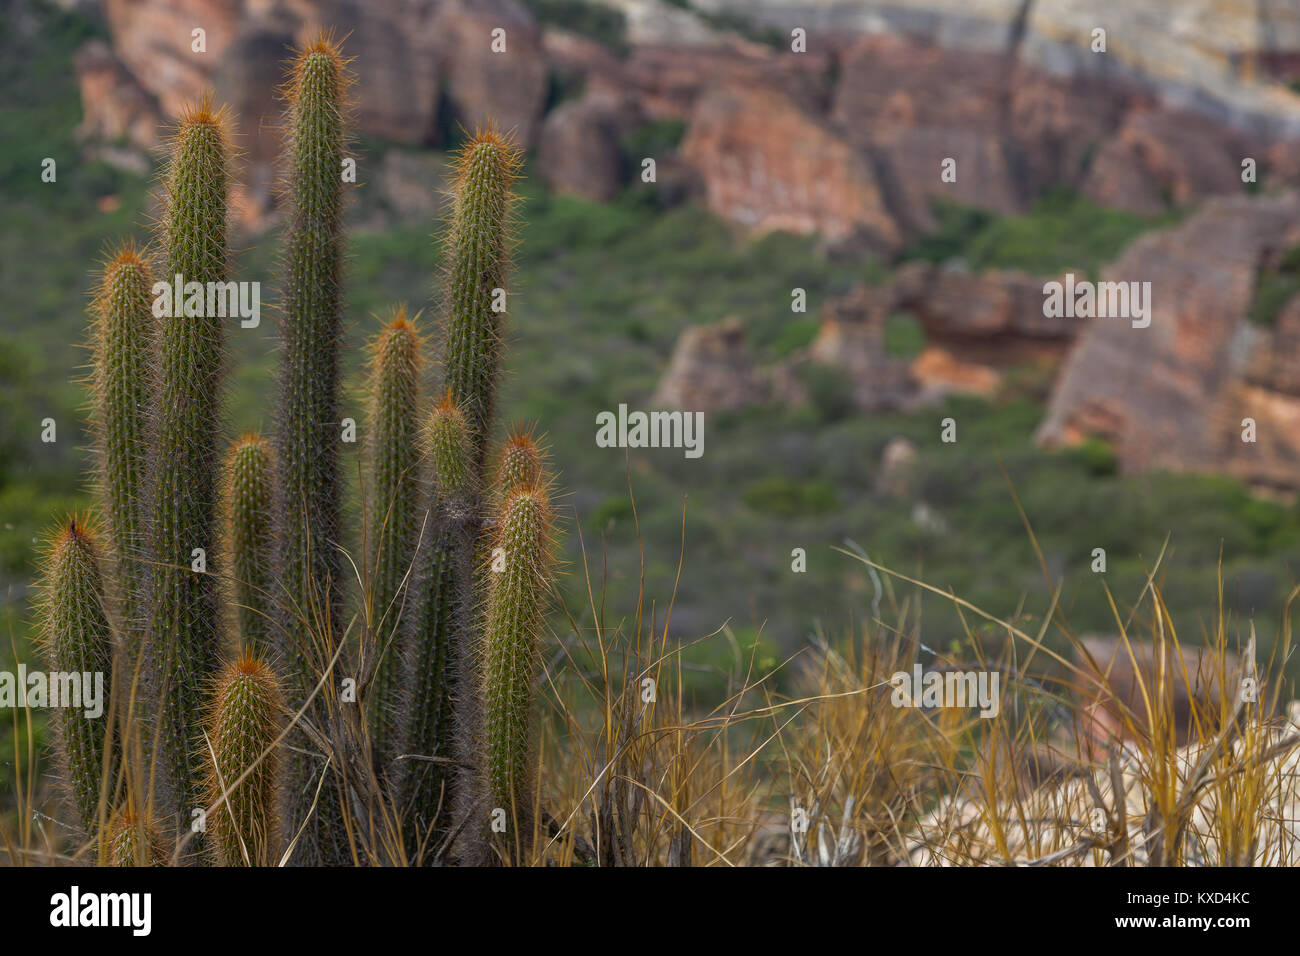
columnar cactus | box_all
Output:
[403,393,474,856]
[480,483,555,864]
[53,39,560,868]
[203,652,284,866]
[366,309,422,761]
[36,518,118,836]
[143,98,231,826]
[441,130,522,469]
[223,434,275,656]
[271,36,351,865]
[106,806,167,867]
[89,242,152,639]
[423,130,526,863]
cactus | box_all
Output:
[270,36,352,865]
[402,393,474,856]
[366,309,422,761]
[54,39,560,867]
[441,130,522,470]
[480,483,555,864]
[143,98,231,827]
[203,652,284,866]
[106,807,167,867]
[89,242,152,640]
[223,435,276,656]
[35,518,118,836]
[495,428,543,502]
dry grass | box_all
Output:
[4,486,1300,867]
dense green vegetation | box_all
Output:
[3,1,1296,789]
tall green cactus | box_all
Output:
[442,130,522,469]
[224,435,275,656]
[89,242,151,640]
[203,652,283,866]
[403,393,474,857]
[271,36,351,865]
[36,518,118,836]
[480,482,554,864]
[144,98,231,831]
[366,308,422,761]
[426,129,525,862]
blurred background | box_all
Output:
[5,0,1300,719]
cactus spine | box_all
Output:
[203,652,284,866]
[224,435,276,656]
[403,394,474,856]
[90,243,152,639]
[365,309,422,762]
[271,37,351,865]
[480,483,554,864]
[36,519,118,835]
[143,100,231,829]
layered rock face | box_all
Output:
[537,89,638,202]
[651,317,771,412]
[87,0,546,227]
[1038,192,1300,488]
[97,0,542,147]
[80,0,1300,244]
[802,285,914,411]
[706,0,1300,135]
[681,84,901,248]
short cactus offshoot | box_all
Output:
[366,308,423,763]
[402,392,475,855]
[42,34,558,867]
[224,434,276,656]
[89,242,152,639]
[36,518,118,838]
[203,652,284,866]
[480,480,556,864]
[106,807,167,867]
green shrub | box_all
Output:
[742,476,839,517]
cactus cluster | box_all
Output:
[35,35,557,866]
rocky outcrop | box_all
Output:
[379,148,451,222]
[1038,192,1300,488]
[681,84,901,249]
[74,39,162,153]
[82,0,1300,246]
[893,261,1073,343]
[652,317,771,412]
[831,35,1025,231]
[705,0,1300,137]
[654,263,1084,416]
[621,42,832,121]
[88,0,549,226]
[802,285,914,410]
[1073,636,1241,751]
[433,0,547,145]
[1081,106,1249,216]
[537,90,638,202]
[97,0,546,147]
